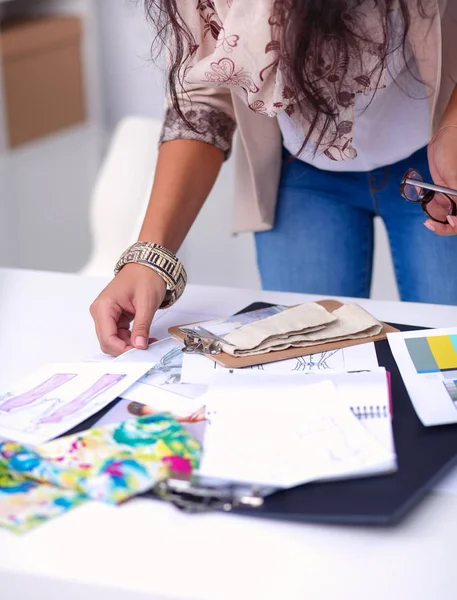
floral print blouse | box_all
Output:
[160,0,393,161]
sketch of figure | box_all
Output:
[298,416,363,464]
[292,351,340,372]
[142,347,184,386]
[31,374,126,427]
[0,374,77,413]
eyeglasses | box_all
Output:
[400,168,457,224]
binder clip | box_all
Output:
[179,326,224,356]
[153,476,265,514]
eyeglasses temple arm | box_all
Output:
[405,178,457,198]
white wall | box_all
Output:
[96,0,165,130]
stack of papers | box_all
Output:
[200,379,395,487]
[0,336,397,490]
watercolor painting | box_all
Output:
[0,374,77,413]
[30,374,126,429]
[0,362,152,445]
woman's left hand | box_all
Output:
[426,125,457,235]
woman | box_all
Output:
[91,0,457,356]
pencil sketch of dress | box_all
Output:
[298,416,364,464]
[235,350,341,373]
[292,351,340,372]
[0,374,77,413]
[141,347,184,386]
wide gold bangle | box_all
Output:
[114,242,187,309]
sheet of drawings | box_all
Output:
[0,361,151,445]
[118,339,206,419]
[210,367,395,459]
[150,307,225,341]
[186,305,288,338]
[199,381,394,487]
[181,342,379,385]
[388,327,457,426]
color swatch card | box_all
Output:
[388,327,457,426]
[0,362,153,445]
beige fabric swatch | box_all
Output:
[223,303,336,352]
[222,304,383,357]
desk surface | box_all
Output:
[1,267,456,600]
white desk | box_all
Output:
[1,267,457,600]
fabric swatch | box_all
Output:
[0,414,200,533]
[0,458,85,534]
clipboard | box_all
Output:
[168,299,399,368]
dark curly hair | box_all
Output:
[144,0,432,151]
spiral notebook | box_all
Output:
[209,368,395,467]
[342,369,394,456]
[200,373,396,487]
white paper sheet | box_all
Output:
[210,368,395,456]
[198,381,396,488]
[117,338,206,418]
[181,342,379,385]
[0,361,151,445]
[388,328,457,426]
[151,307,224,341]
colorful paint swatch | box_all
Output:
[427,336,457,370]
[406,336,457,373]
[405,338,439,373]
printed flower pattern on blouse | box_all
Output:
[163,0,390,160]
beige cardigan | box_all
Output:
[160,0,457,234]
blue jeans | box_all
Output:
[255,146,457,305]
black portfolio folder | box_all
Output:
[229,304,457,525]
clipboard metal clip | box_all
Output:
[179,326,224,356]
[153,477,265,514]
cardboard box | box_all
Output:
[0,16,86,147]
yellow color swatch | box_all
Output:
[427,336,457,370]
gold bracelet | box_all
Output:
[114,242,187,309]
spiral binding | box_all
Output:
[351,405,389,419]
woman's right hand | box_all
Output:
[90,263,167,356]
